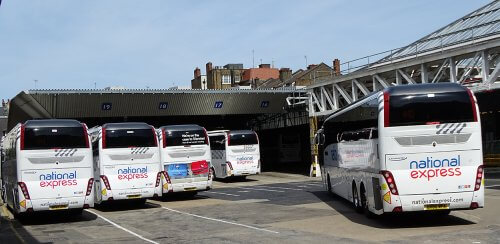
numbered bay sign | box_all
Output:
[101,103,112,111]
[214,101,223,109]
[260,101,270,108]
[159,102,168,110]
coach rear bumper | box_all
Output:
[230,168,259,177]
[166,180,212,193]
[23,196,93,212]
[102,187,156,201]
[385,191,483,212]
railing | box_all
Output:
[339,19,500,75]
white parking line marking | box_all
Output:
[234,199,270,203]
[485,184,500,188]
[254,185,303,191]
[205,191,241,197]
[161,207,279,234]
[85,209,159,244]
[239,187,285,193]
[288,183,322,187]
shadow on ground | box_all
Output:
[0,216,42,244]
[213,176,259,183]
[157,192,211,202]
[95,200,161,212]
[310,190,476,229]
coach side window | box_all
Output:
[209,136,225,150]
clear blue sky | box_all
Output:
[0,0,491,99]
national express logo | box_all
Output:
[117,167,148,180]
[39,171,78,188]
[237,156,254,164]
[409,155,462,181]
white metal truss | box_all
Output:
[308,38,500,117]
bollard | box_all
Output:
[310,155,321,178]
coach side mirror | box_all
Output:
[315,129,325,146]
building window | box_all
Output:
[233,75,241,83]
[222,75,231,84]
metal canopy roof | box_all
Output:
[7,89,297,131]
[376,0,500,64]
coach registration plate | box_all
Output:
[49,204,69,210]
[424,204,449,210]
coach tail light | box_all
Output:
[86,178,94,196]
[100,175,111,190]
[380,170,399,195]
[474,165,484,191]
[18,182,31,200]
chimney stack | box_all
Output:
[194,67,201,78]
[206,62,213,73]
[307,64,317,70]
[333,59,341,76]
[279,68,292,82]
[258,64,271,69]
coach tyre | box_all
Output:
[361,185,375,218]
[210,167,216,180]
[326,175,333,195]
[352,183,362,213]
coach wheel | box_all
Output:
[352,184,362,213]
[361,186,375,218]
[210,167,216,180]
[326,175,332,194]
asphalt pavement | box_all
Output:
[1,171,500,243]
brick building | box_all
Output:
[191,60,338,89]
[240,64,280,88]
[191,62,285,89]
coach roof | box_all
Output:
[386,82,467,96]
[229,130,255,135]
[24,119,83,128]
[160,124,204,131]
[102,122,152,130]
